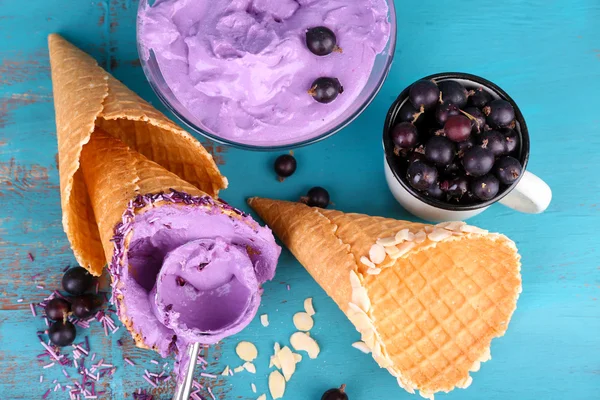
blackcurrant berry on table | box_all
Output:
[500,128,519,154]
[49,320,77,347]
[71,294,102,319]
[45,298,71,321]
[321,384,349,400]
[305,187,330,208]
[62,266,95,295]
[274,154,297,179]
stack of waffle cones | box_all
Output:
[248,198,522,398]
[48,34,227,276]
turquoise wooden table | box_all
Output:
[1,0,599,399]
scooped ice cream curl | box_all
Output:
[109,190,280,364]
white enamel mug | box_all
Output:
[383,73,552,222]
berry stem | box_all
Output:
[411,105,425,124]
[339,384,346,393]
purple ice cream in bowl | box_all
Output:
[137,0,396,150]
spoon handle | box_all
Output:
[172,342,201,400]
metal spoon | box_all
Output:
[172,342,201,400]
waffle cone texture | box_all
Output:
[48,34,227,275]
[248,198,522,398]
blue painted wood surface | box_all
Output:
[1,0,599,399]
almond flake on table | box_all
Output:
[251,383,257,393]
[276,346,298,381]
[260,314,269,327]
[269,370,286,399]
[290,332,320,359]
[236,341,258,362]
[257,395,266,400]
[221,365,230,376]
[233,365,245,373]
[243,362,256,374]
[304,298,315,316]
[352,341,371,354]
[293,312,314,331]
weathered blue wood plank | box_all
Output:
[1,0,599,399]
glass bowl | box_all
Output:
[136,0,397,151]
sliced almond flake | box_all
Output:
[351,286,371,312]
[366,267,381,275]
[221,366,230,376]
[461,224,488,234]
[360,256,376,269]
[277,346,297,381]
[428,228,453,242]
[351,341,371,354]
[469,360,481,372]
[243,362,256,374]
[236,341,258,362]
[233,365,245,373]
[294,353,302,363]
[444,221,466,231]
[251,383,257,393]
[290,332,320,359]
[369,243,386,264]
[268,370,286,399]
[384,245,400,256]
[414,231,427,243]
[349,270,362,288]
[260,314,269,327]
[419,390,434,400]
[293,312,314,331]
[270,355,281,370]
[435,221,452,229]
[376,236,401,247]
[304,298,315,316]
[389,242,416,259]
[347,308,374,332]
[257,395,266,400]
[362,330,377,349]
[395,229,415,242]
[424,226,433,233]
[274,342,281,353]
[456,375,473,389]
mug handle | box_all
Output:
[498,171,552,214]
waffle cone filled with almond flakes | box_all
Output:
[248,197,522,399]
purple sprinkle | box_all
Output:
[36,285,44,290]
[143,375,158,388]
[28,252,35,261]
[17,298,24,303]
[42,389,51,399]
[30,303,37,317]
[150,360,159,365]
[287,284,291,291]
[124,358,135,366]
[63,265,70,272]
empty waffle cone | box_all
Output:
[248,197,522,398]
[48,34,227,275]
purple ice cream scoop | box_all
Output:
[109,191,280,372]
[137,0,391,144]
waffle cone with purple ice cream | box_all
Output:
[49,35,280,360]
[248,198,522,399]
